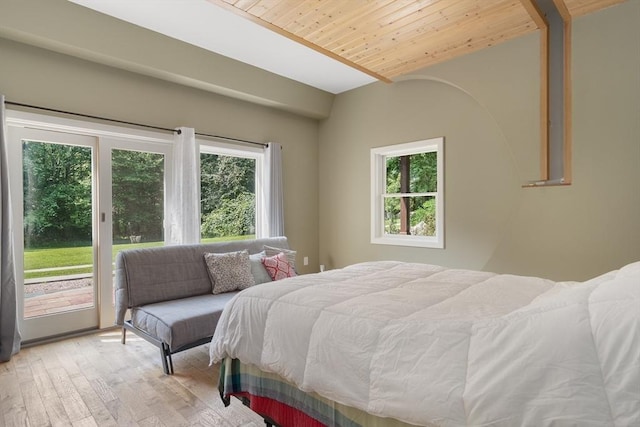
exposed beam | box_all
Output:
[521,0,573,186]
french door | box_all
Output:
[7,122,171,342]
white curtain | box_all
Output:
[265,142,284,237]
[0,95,21,361]
[167,127,200,245]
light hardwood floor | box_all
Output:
[0,329,265,427]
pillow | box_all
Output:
[264,245,297,271]
[204,250,255,295]
[261,252,297,281]
[249,251,272,285]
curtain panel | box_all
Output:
[167,127,200,245]
[0,95,21,361]
[266,142,284,237]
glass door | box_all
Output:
[96,138,170,328]
[8,127,99,341]
[7,115,173,342]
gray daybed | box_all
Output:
[114,236,290,374]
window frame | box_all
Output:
[198,139,266,239]
[370,137,444,248]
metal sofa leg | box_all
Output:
[160,344,171,375]
[167,350,174,375]
[121,327,127,344]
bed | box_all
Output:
[209,261,640,426]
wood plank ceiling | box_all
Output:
[209,0,626,83]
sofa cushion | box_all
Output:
[130,293,237,351]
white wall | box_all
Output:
[319,1,640,281]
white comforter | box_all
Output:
[209,261,640,427]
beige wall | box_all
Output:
[2,1,638,281]
[0,38,320,273]
[319,1,640,281]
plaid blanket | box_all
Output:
[218,357,422,427]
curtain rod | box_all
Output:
[5,101,178,134]
[5,101,268,148]
[194,132,267,148]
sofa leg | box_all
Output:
[160,344,171,375]
[121,327,127,344]
[159,343,175,375]
[167,351,174,375]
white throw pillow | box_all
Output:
[249,251,272,284]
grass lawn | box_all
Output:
[24,235,254,280]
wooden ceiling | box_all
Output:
[210,0,626,83]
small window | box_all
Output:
[371,137,444,248]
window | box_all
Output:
[371,137,444,248]
[199,141,264,242]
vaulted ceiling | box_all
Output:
[211,0,626,82]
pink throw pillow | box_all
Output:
[261,252,297,281]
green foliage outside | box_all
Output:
[201,192,255,237]
[22,142,92,248]
[111,150,164,241]
[200,153,256,238]
[384,152,437,236]
[22,144,257,249]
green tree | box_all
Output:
[111,150,164,242]
[201,192,255,237]
[200,154,255,214]
[200,153,255,238]
[384,152,437,234]
[23,141,92,247]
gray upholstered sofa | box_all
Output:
[114,236,290,374]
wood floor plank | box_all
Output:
[71,375,119,427]
[137,415,166,427]
[100,398,135,426]
[42,393,73,427]
[28,357,57,400]
[71,415,99,427]
[0,331,265,427]
[190,406,234,427]
[88,377,118,404]
[19,379,49,427]
[2,406,29,427]
[48,366,92,422]
[0,367,28,427]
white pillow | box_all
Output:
[249,251,272,284]
[204,250,255,295]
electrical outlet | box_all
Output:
[303,256,309,266]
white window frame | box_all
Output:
[198,139,266,238]
[370,137,444,248]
